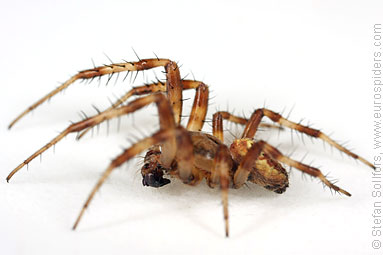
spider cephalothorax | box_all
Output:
[7,57,374,237]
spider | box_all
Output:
[7,57,374,237]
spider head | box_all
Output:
[230,138,289,194]
[141,148,171,188]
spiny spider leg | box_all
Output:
[8,58,183,129]
[211,145,232,237]
[263,141,351,196]
[241,108,374,169]
[212,111,282,142]
[214,110,373,169]
[78,80,166,139]
[233,140,351,195]
[213,112,224,142]
[73,126,194,230]
[78,80,209,139]
[6,93,176,182]
[207,112,233,237]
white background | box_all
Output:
[0,0,381,254]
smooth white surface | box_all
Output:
[0,0,380,254]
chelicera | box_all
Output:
[7,57,374,237]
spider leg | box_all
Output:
[261,140,351,196]
[8,58,183,129]
[213,112,224,142]
[72,126,193,230]
[233,141,266,188]
[212,111,282,142]
[171,127,194,181]
[78,80,209,139]
[210,145,232,237]
[241,108,373,169]
[233,140,350,195]
[186,82,209,131]
[6,94,176,182]
[165,61,183,125]
[77,81,166,139]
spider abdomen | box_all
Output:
[248,153,289,194]
[230,138,289,193]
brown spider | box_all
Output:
[7,57,374,237]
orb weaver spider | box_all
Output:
[7,57,374,237]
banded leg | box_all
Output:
[213,112,224,142]
[209,145,232,237]
[88,79,209,116]
[261,141,351,196]
[233,140,350,196]
[241,109,374,169]
[73,126,194,230]
[212,111,282,142]
[6,94,176,182]
[8,58,183,129]
[78,80,210,139]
